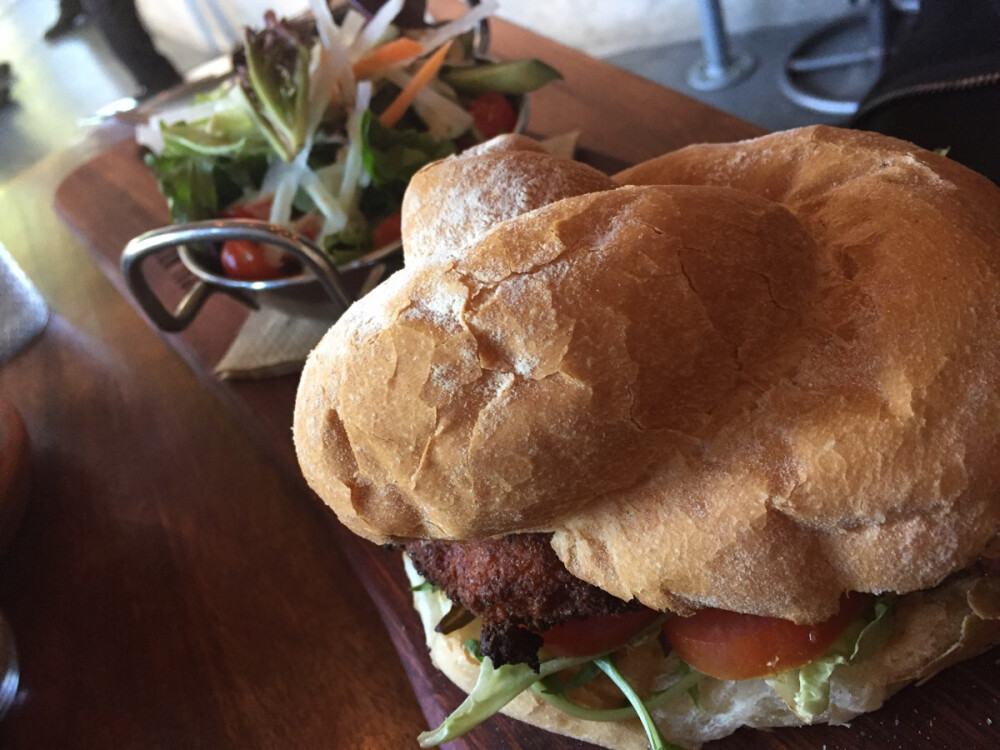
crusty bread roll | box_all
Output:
[400,133,616,266]
[294,125,1000,624]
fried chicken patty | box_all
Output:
[405,533,642,668]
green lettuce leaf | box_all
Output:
[143,152,220,224]
[359,110,454,187]
[159,107,269,159]
[417,617,674,748]
[408,551,679,749]
[539,661,601,695]
[417,652,595,747]
[532,657,701,724]
[143,150,268,224]
[322,219,372,266]
[766,595,895,721]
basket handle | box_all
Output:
[121,219,354,332]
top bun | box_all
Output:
[294,126,1000,622]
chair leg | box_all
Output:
[687,0,756,91]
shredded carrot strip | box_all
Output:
[378,41,453,129]
[353,37,424,79]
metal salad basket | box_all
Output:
[121,219,401,332]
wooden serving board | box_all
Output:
[56,144,1000,750]
[52,7,999,749]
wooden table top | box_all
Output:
[0,2,997,749]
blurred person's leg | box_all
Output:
[0,62,12,107]
[79,0,182,95]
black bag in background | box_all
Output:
[851,0,1000,184]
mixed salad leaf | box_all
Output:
[138,0,561,281]
[239,13,312,161]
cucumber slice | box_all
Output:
[442,59,562,95]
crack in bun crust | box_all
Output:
[294,126,1000,624]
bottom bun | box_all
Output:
[406,555,1000,749]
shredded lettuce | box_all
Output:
[413,597,672,747]
[417,632,687,750]
[409,580,439,593]
[407,554,673,748]
[410,554,897,749]
[532,660,701,724]
[417,652,595,747]
[766,595,896,721]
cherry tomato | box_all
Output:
[219,240,291,281]
[218,198,312,280]
[662,594,869,680]
[540,609,659,659]
[467,91,518,140]
[220,196,273,221]
[372,211,402,248]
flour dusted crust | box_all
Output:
[294,126,1000,623]
[400,133,616,266]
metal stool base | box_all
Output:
[687,51,756,91]
[780,14,884,116]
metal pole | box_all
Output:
[699,0,732,75]
[687,0,756,91]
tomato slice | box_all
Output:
[540,609,659,659]
[467,91,518,141]
[372,211,402,249]
[219,240,294,281]
[220,196,273,221]
[663,594,869,680]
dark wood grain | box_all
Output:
[0,138,428,749]
[5,3,995,749]
[0,399,30,556]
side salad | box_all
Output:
[136,0,560,282]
